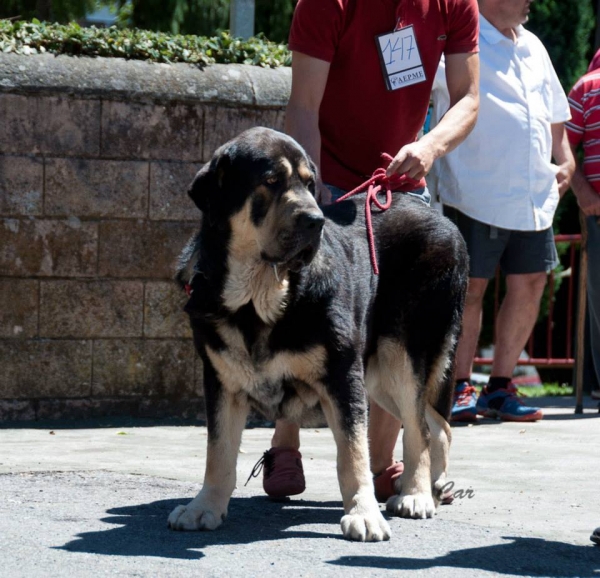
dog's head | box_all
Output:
[189,127,324,272]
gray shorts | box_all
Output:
[443,207,558,279]
[325,184,431,206]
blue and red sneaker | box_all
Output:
[451,382,478,422]
[476,383,543,422]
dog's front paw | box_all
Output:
[340,510,391,542]
[386,493,435,519]
[167,500,226,531]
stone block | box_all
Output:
[144,281,192,338]
[247,65,291,107]
[257,109,286,132]
[0,400,36,421]
[0,94,100,156]
[0,218,98,277]
[101,101,203,161]
[98,220,197,278]
[45,158,149,218]
[138,398,204,419]
[35,398,140,420]
[39,280,144,338]
[149,161,200,221]
[0,339,92,398]
[0,279,38,338]
[92,339,195,397]
[34,398,205,420]
[0,155,43,216]
[203,106,259,160]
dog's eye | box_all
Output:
[265,176,279,186]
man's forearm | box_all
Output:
[418,51,479,165]
[552,124,576,172]
[420,91,479,162]
[570,165,593,198]
[567,144,600,214]
[284,104,322,173]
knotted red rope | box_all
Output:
[335,153,421,275]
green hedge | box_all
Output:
[0,19,291,67]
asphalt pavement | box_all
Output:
[1,396,599,578]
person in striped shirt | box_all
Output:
[566,49,600,399]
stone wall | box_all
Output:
[0,53,291,421]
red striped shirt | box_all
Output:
[567,71,600,194]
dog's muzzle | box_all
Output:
[296,209,325,240]
[262,208,325,271]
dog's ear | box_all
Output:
[188,161,214,212]
[188,153,232,212]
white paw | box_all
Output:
[167,501,226,531]
[340,510,391,542]
[386,493,436,519]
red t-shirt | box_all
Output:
[289,0,479,191]
[567,71,600,195]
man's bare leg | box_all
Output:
[479,272,546,421]
[271,419,301,450]
[368,401,402,475]
[454,277,489,379]
[451,277,489,422]
[490,272,547,377]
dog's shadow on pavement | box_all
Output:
[56,496,343,560]
[329,536,600,577]
[56,496,600,575]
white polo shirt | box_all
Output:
[429,15,570,231]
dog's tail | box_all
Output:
[427,238,469,422]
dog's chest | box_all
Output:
[205,314,326,408]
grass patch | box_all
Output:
[474,383,574,397]
[518,383,574,397]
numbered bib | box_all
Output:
[376,25,427,91]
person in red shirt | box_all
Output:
[259,0,480,506]
[566,49,600,400]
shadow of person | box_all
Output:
[55,496,344,560]
[327,536,600,577]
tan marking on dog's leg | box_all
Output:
[373,338,436,519]
[168,393,249,531]
[319,396,391,542]
[426,403,451,505]
[365,349,405,422]
[424,337,454,504]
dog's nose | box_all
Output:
[296,211,325,234]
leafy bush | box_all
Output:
[0,0,96,23]
[528,0,595,92]
[0,19,292,67]
[124,0,293,42]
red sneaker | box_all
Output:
[373,462,404,502]
[373,462,454,505]
[246,447,306,499]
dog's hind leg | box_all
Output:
[168,361,249,531]
[426,404,451,506]
[319,392,391,542]
[370,338,435,519]
[425,335,457,505]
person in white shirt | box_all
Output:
[429,0,575,422]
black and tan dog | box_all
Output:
[169,127,468,541]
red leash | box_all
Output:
[335,153,421,275]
